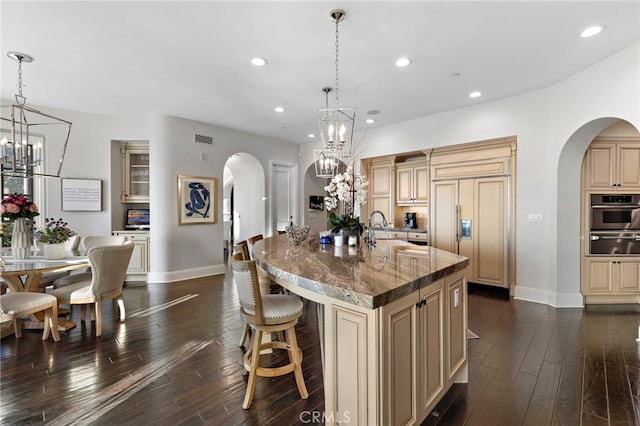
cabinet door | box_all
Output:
[618,258,640,293]
[371,162,393,196]
[127,240,148,273]
[431,180,458,254]
[446,271,467,383]
[618,144,640,189]
[122,145,150,203]
[414,165,430,203]
[587,143,615,189]
[381,291,419,426]
[396,167,414,204]
[585,258,614,293]
[418,282,445,416]
[472,177,508,287]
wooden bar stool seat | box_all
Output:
[230,252,308,409]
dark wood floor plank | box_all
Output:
[4,276,640,425]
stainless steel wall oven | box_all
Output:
[589,194,640,255]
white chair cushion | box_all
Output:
[243,294,303,325]
[50,280,94,302]
[0,292,57,317]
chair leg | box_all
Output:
[238,323,250,347]
[50,303,60,341]
[42,308,52,341]
[13,319,22,338]
[80,305,87,322]
[243,329,263,409]
[117,296,126,322]
[285,327,308,399]
[95,302,102,337]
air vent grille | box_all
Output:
[194,134,214,145]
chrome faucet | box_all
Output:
[367,210,388,247]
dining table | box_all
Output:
[1,255,90,334]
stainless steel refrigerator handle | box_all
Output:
[456,205,461,243]
[591,235,640,240]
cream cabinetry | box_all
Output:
[396,161,429,205]
[381,269,466,424]
[585,138,640,190]
[121,142,150,203]
[584,257,640,297]
[112,230,149,281]
[432,176,509,288]
[368,157,395,225]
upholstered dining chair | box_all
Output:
[52,235,128,289]
[50,242,134,337]
[35,235,83,290]
[0,257,60,341]
[230,252,308,409]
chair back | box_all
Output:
[87,242,134,297]
[230,252,264,325]
[235,240,250,261]
[247,235,264,260]
[64,235,81,252]
[81,235,127,255]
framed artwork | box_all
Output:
[61,178,102,211]
[178,174,217,225]
[309,195,324,211]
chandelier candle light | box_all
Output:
[314,9,356,178]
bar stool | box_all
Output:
[230,252,308,409]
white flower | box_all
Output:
[324,163,368,215]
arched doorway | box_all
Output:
[557,118,640,301]
[223,153,266,246]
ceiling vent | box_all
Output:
[194,133,213,145]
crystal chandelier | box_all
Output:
[1,51,72,178]
[315,9,355,178]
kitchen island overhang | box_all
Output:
[253,235,469,425]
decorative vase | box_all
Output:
[43,243,65,260]
[11,218,31,260]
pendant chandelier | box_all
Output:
[315,9,356,178]
[1,51,72,178]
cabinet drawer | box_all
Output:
[408,232,427,241]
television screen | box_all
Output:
[126,209,150,229]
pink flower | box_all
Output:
[6,204,20,214]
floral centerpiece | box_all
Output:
[1,193,40,221]
[324,162,368,235]
[1,193,39,259]
[34,218,76,244]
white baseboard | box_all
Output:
[513,285,584,308]
[147,264,227,283]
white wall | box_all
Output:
[300,41,640,307]
[1,107,299,282]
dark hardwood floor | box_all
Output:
[2,275,640,425]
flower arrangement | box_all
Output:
[0,193,39,221]
[34,218,76,244]
[324,163,368,234]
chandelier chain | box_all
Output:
[334,16,340,108]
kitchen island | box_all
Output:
[252,235,469,425]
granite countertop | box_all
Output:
[253,235,468,309]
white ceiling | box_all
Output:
[1,1,639,145]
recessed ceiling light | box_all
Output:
[469,91,482,98]
[274,106,285,113]
[307,133,316,139]
[251,57,267,66]
[395,57,412,67]
[365,118,375,124]
[580,25,605,38]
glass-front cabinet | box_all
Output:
[121,142,149,203]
